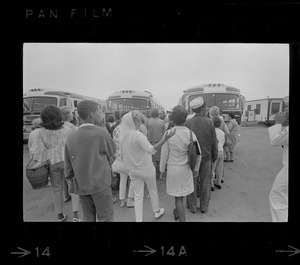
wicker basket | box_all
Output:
[26,160,49,189]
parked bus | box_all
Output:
[106,90,165,114]
[178,83,246,125]
[23,88,106,141]
[244,97,287,126]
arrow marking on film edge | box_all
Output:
[133,245,156,256]
[11,247,31,258]
[276,245,300,257]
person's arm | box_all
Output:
[211,121,219,162]
[192,131,202,177]
[268,111,289,146]
[159,134,169,173]
[136,128,176,155]
[64,143,74,181]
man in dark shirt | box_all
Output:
[185,97,218,214]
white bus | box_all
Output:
[178,83,246,124]
[106,90,165,114]
[23,88,106,140]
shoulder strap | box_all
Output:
[189,129,193,143]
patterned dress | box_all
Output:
[160,126,200,197]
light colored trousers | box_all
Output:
[211,149,224,186]
[129,166,160,222]
[49,161,65,215]
[269,165,288,222]
[119,173,134,200]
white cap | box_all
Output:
[190,97,204,109]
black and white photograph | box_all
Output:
[11,2,300,262]
[23,43,289,223]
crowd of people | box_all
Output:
[27,96,243,222]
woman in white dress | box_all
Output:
[160,106,201,222]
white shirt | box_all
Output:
[215,127,225,150]
[120,130,156,171]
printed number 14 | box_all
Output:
[35,247,50,257]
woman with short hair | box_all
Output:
[160,105,201,221]
[35,105,72,222]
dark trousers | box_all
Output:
[79,187,114,222]
[187,159,212,212]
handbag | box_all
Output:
[26,131,50,189]
[26,158,50,189]
[187,129,200,171]
[111,156,130,176]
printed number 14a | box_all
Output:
[35,247,50,257]
[161,246,187,257]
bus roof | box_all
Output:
[23,88,106,103]
[183,83,240,94]
[107,90,153,98]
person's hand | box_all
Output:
[275,111,288,125]
[192,170,199,177]
[164,128,176,140]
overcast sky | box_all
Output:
[23,43,289,111]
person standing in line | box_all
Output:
[210,117,225,191]
[147,108,166,178]
[143,109,152,129]
[106,113,116,137]
[112,110,135,208]
[139,112,148,136]
[209,106,229,184]
[61,106,81,222]
[60,107,74,202]
[28,118,50,186]
[268,96,289,222]
[110,110,121,134]
[224,112,239,162]
[96,113,118,202]
[160,106,201,222]
[185,97,218,214]
[119,110,176,222]
[64,100,116,222]
[35,105,72,222]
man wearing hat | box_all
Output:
[268,96,289,222]
[185,97,218,213]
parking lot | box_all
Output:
[23,123,284,222]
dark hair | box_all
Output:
[151,108,160,118]
[144,109,151,118]
[114,110,121,120]
[171,105,188,125]
[212,116,222,128]
[107,114,115,123]
[192,101,207,114]
[40,105,64,130]
[159,114,166,121]
[228,112,235,119]
[77,100,99,120]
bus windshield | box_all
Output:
[188,93,240,110]
[23,97,57,113]
[108,98,148,110]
